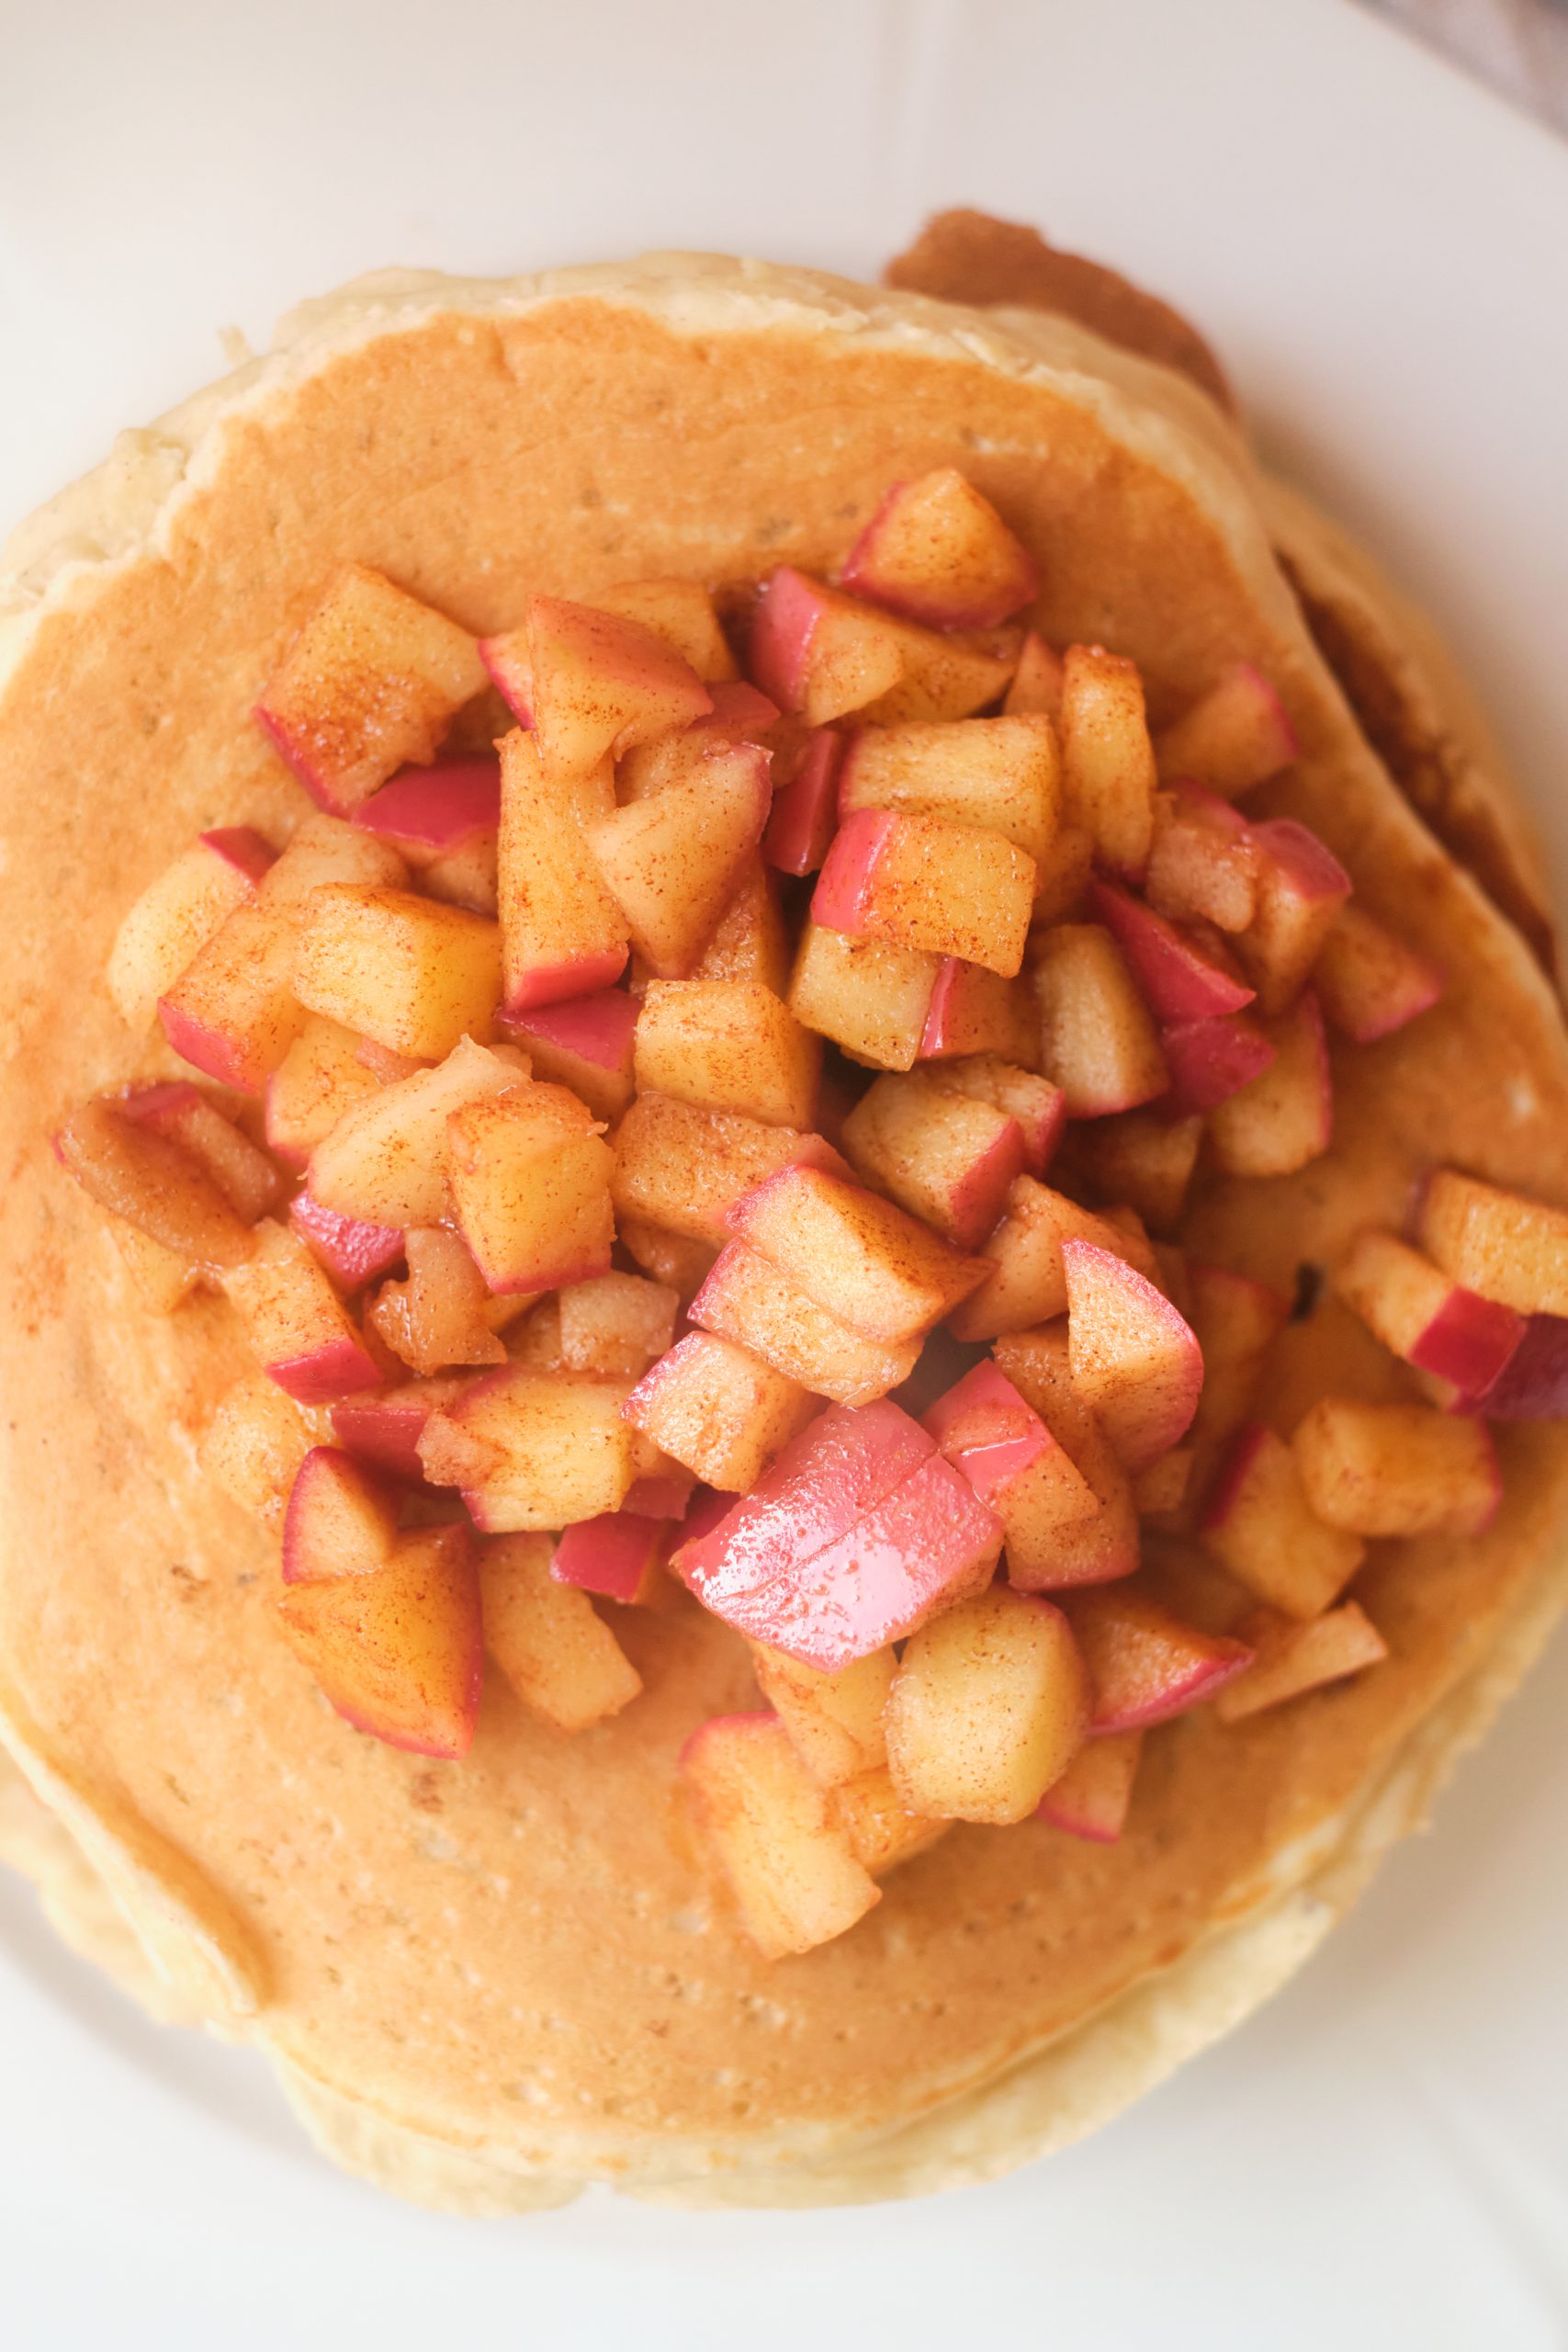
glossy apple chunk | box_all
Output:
[690,1244,919,1406]
[368,1226,508,1374]
[840,469,1038,629]
[681,1714,881,1960]
[763,729,844,876]
[354,754,501,862]
[584,741,771,978]
[1074,1108,1202,1233]
[276,1522,483,1756]
[1471,1313,1568,1419]
[917,962,1034,1065]
[813,807,1035,977]
[1058,644,1156,876]
[1089,879,1255,1023]
[1314,905,1442,1041]
[1032,924,1168,1116]
[693,858,792,996]
[1145,785,1259,933]
[292,884,502,1060]
[1151,662,1297,796]
[887,1588,1089,1826]
[1201,1425,1365,1617]
[947,1177,1155,1341]
[309,1035,526,1227]
[929,1056,1064,1175]
[1004,630,1064,719]
[1185,1262,1291,1473]
[841,1072,1024,1251]
[1206,992,1332,1178]
[1159,1011,1275,1114]
[551,1511,667,1606]
[727,1162,987,1341]
[265,1016,382,1165]
[56,1097,254,1274]
[504,987,637,1123]
[1214,1600,1388,1724]
[922,1360,1105,1586]
[199,1373,316,1523]
[1062,1239,1203,1473]
[611,1092,842,1244]
[838,714,1058,865]
[991,1325,1144,1586]
[281,1445,400,1582]
[1059,1585,1254,1733]
[786,922,939,1071]
[479,1532,642,1731]
[625,1331,817,1491]
[1292,1397,1500,1537]
[222,1219,381,1403]
[1037,1726,1144,1841]
[446,1080,614,1294]
[673,1399,999,1669]
[494,728,627,1012]
[1031,820,1096,923]
[859,620,1016,726]
[255,564,487,813]
[289,1191,404,1293]
[633,979,819,1130]
[120,1082,280,1223]
[510,594,713,785]
[591,576,738,682]
[558,1272,678,1377]
[107,827,275,1030]
[1235,820,1351,1014]
[419,1367,637,1532]
[331,1376,467,1483]
[750,568,909,723]
[830,1766,949,1876]
[1418,1170,1568,1318]
[1331,1228,1523,1402]
[750,1644,894,1786]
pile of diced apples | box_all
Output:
[57,469,1562,1960]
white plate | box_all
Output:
[3,3,1567,2345]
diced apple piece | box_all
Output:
[107,827,275,1030]
[55,1097,254,1272]
[674,1399,1000,1668]
[558,1270,678,1377]
[354,753,500,857]
[751,1644,894,1786]
[1469,1313,1568,1419]
[992,1323,1144,1586]
[276,1522,482,1755]
[1059,1584,1254,1733]
[750,568,908,724]
[584,741,771,978]
[101,1214,199,1314]
[591,576,738,682]
[199,1373,315,1523]
[222,1218,380,1402]
[617,1216,719,1304]
[813,807,1034,977]
[682,1713,880,1959]
[839,715,1058,866]
[446,1080,613,1294]
[787,922,938,1071]
[841,1072,1024,1251]
[727,1161,987,1341]
[331,1376,466,1483]
[1061,1239,1203,1474]
[367,1225,507,1374]
[1160,1011,1276,1114]
[762,729,844,876]
[1207,990,1331,1178]
[1152,662,1298,795]
[1332,1228,1523,1401]
[552,1511,668,1605]
[1145,785,1260,933]
[292,885,501,1060]
[1032,924,1168,1115]
[281,1445,400,1583]
[1004,630,1064,719]
[495,727,627,1013]
[610,1091,846,1245]
[1292,1396,1500,1537]
[1090,879,1255,1022]
[1132,1446,1194,1516]
[1215,1601,1388,1724]
[1186,1263,1291,1465]
[1037,1727,1144,1840]
[120,1082,280,1223]
[1075,1108,1202,1233]
[886,1588,1088,1826]
[512,594,712,786]
[503,986,637,1123]
[917,961,1033,1065]
[1058,644,1156,874]
[690,1244,919,1406]
[1419,1170,1568,1318]
[947,1177,1155,1341]
[633,979,818,1130]
[472,1532,641,1731]
[265,1015,382,1165]
[1031,819,1097,924]
[858,622,1016,727]
[624,1468,697,1521]
[1235,820,1352,1014]
[1314,905,1442,1041]
[830,1766,950,1875]
[419,1367,636,1532]
[840,469,1038,629]
[692,857,792,996]
[255,564,487,813]
[929,1056,1064,1175]
[308,1035,525,1227]
[923,1358,1105,1587]
[1201,1425,1365,1616]
[288,1190,404,1292]
[625,1331,817,1491]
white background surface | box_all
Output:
[3,2,1567,2345]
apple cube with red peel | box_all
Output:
[495,728,628,1013]
[479,626,533,724]
[1145,786,1260,933]
[1314,905,1442,1042]
[1292,1397,1501,1537]
[1037,1727,1144,1841]
[1152,662,1298,795]
[947,1177,1156,1342]
[265,1016,383,1166]
[591,576,738,682]
[222,1219,381,1402]
[331,1376,466,1484]
[841,1072,1024,1251]
[675,1401,999,1669]
[624,1466,697,1520]
[1418,1170,1568,1318]
[419,1367,637,1532]
[584,741,771,978]
[1467,1313,1568,1419]
[1059,1585,1254,1733]
[690,1243,920,1406]
[840,469,1038,630]
[750,568,909,724]
[56,1097,255,1274]
[1061,1239,1204,1474]
[1235,820,1352,1013]
[292,885,502,1060]
[1186,1263,1291,1462]
[107,827,275,1030]
[1207,991,1332,1178]
[633,979,819,1130]
[610,1091,847,1246]
[558,1271,679,1378]
[859,622,1017,727]
[121,1083,281,1223]
[368,1226,508,1374]
[693,858,792,996]
[917,960,1033,1065]
[475,1532,642,1732]
[515,594,713,785]
[503,987,637,1123]
[353,754,501,901]
[787,922,939,1072]
[681,1714,881,1960]
[1075,1108,1202,1233]
[830,1766,950,1876]
[276,1522,483,1757]
[1089,879,1256,1023]
[446,1080,613,1295]
[839,716,1058,867]
[625,1331,817,1491]
[281,1445,400,1583]
[813,807,1035,977]
[1058,645,1156,875]
[1032,924,1168,1116]
[1215,1601,1388,1724]
[1201,1424,1365,1616]
[922,1359,1105,1587]
[751,1644,894,1787]
[288,1191,404,1293]
[309,1035,526,1228]
[727,1162,987,1342]
[886,1588,1089,1826]
[199,1374,316,1523]
[992,1325,1143,1586]
[617,1216,719,1304]
[551,1512,668,1607]
[1331,1228,1523,1401]
[1160,1011,1276,1114]
[929,1057,1064,1176]
[255,564,488,813]
[763,729,844,876]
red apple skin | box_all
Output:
[763,731,844,876]
[809,807,896,935]
[354,758,501,851]
[749,568,860,715]
[1412,1288,1525,1397]
[1473,1313,1568,1419]
[1059,1587,1255,1733]
[624,1470,697,1519]
[288,1191,405,1292]
[156,994,262,1094]
[921,1360,1049,1498]
[551,1511,666,1602]
[331,1385,460,1482]
[280,1445,400,1583]
[1090,878,1255,1023]
[505,949,629,1016]
[1159,1013,1276,1114]
[705,680,780,734]
[1036,1728,1143,1841]
[506,987,638,1073]
[200,826,278,884]
[479,629,534,724]
[267,1333,383,1408]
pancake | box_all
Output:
[2,252,1566,2211]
